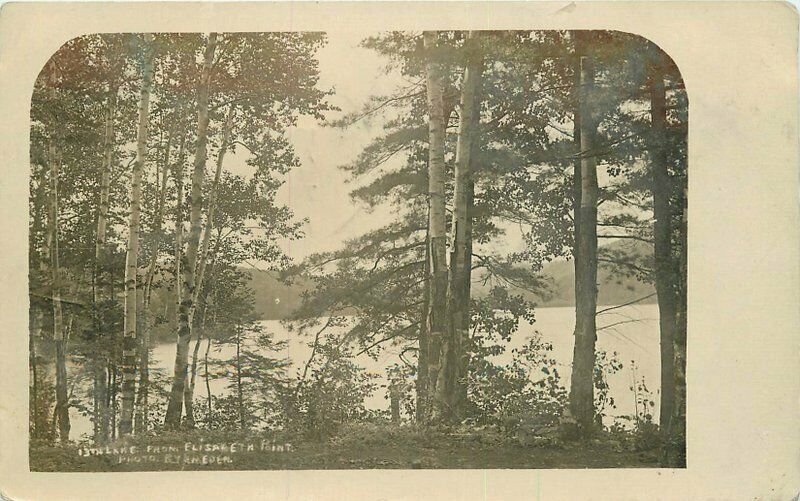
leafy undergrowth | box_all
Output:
[30,424,661,471]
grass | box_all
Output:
[30,424,662,471]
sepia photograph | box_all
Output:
[28,29,689,471]
[1,1,797,498]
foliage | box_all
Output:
[468,332,567,428]
[593,349,624,421]
[281,340,379,440]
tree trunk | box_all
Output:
[184,300,208,429]
[236,325,245,430]
[568,37,599,438]
[165,33,217,428]
[194,104,234,310]
[135,115,178,435]
[119,33,155,436]
[109,358,117,440]
[51,152,70,444]
[415,221,430,423]
[445,31,482,420]
[31,170,48,440]
[571,30,583,296]
[173,107,188,333]
[182,105,233,425]
[29,308,41,438]
[186,231,222,424]
[92,89,116,444]
[143,118,176,307]
[390,382,401,424]
[664,171,688,466]
[46,63,70,444]
[649,59,678,433]
[423,31,449,423]
[204,336,213,429]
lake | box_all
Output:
[66,304,661,439]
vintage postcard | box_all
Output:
[0,1,797,500]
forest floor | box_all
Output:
[30,424,662,471]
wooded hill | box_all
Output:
[245,240,655,320]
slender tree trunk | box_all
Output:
[170,118,187,424]
[446,31,482,420]
[31,174,48,440]
[92,90,116,444]
[458,180,474,408]
[649,59,678,433]
[568,37,599,438]
[194,104,234,309]
[143,120,176,305]
[109,356,117,440]
[119,34,155,436]
[423,31,449,422]
[109,269,118,439]
[571,31,583,297]
[108,356,115,440]
[173,108,188,332]
[204,336,213,429]
[183,327,202,427]
[165,33,217,428]
[182,105,233,425]
[184,300,208,429]
[29,308,41,438]
[46,64,70,443]
[415,221,430,423]
[51,156,70,444]
[236,325,245,430]
[135,116,176,435]
[186,232,222,425]
[390,382,401,424]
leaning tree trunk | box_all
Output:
[119,33,154,436]
[649,58,678,433]
[446,30,483,420]
[423,31,449,423]
[185,299,209,428]
[46,63,70,444]
[193,104,234,310]
[568,36,599,439]
[183,102,233,427]
[165,33,217,429]
[186,225,225,427]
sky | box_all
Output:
[178,30,625,267]
[226,31,403,262]
[223,30,534,267]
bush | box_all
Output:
[281,348,378,440]
[468,333,568,431]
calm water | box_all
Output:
[66,304,661,439]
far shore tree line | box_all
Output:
[29,30,686,466]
